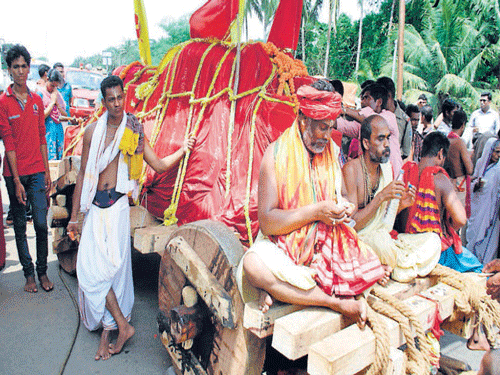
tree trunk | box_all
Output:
[323,0,333,76]
[355,0,364,76]
[301,14,306,61]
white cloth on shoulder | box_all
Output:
[79,111,138,213]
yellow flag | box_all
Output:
[134,0,152,66]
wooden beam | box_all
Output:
[307,282,460,375]
[269,277,434,360]
[133,224,178,254]
[160,331,207,375]
[129,205,160,234]
[243,300,305,338]
[167,236,236,329]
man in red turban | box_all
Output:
[237,80,388,329]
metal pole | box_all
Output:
[397,0,405,100]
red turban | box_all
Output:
[297,85,342,121]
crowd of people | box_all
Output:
[2,42,500,370]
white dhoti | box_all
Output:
[236,234,317,303]
[357,162,441,283]
[77,195,134,331]
[77,111,139,331]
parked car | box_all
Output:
[65,67,104,118]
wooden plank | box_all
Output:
[307,282,460,375]
[243,300,305,338]
[167,235,236,329]
[133,224,178,254]
[129,205,160,234]
[270,277,435,360]
[55,195,67,207]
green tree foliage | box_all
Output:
[71,17,190,72]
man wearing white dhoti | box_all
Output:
[343,115,441,282]
[467,138,500,265]
[67,76,195,361]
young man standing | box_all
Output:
[0,45,52,292]
[67,76,195,360]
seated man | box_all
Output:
[399,131,482,273]
[343,114,441,282]
[237,80,388,329]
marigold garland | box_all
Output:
[259,42,308,109]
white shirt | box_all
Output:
[436,121,451,136]
[463,107,500,148]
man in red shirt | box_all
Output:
[0,45,52,293]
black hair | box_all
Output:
[406,104,420,117]
[421,105,433,123]
[329,79,344,97]
[360,80,375,89]
[376,76,396,98]
[451,109,467,130]
[441,98,459,116]
[38,64,50,78]
[360,114,381,151]
[418,93,428,101]
[6,44,31,68]
[53,62,64,69]
[398,100,407,112]
[47,68,63,83]
[421,131,450,158]
[101,75,124,98]
[312,79,334,92]
[362,84,388,110]
[481,92,492,101]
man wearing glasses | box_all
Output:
[464,92,500,149]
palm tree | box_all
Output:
[323,0,340,76]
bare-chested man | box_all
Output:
[67,76,195,360]
[238,80,388,329]
[343,115,441,282]
[444,109,473,187]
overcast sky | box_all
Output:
[0,0,361,66]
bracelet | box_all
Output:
[68,221,78,224]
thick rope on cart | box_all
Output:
[429,264,500,347]
[369,289,431,375]
[364,303,391,375]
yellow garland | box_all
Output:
[119,127,143,180]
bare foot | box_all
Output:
[467,325,490,351]
[95,330,112,360]
[333,297,367,330]
[259,291,273,313]
[38,274,53,292]
[377,265,392,286]
[109,323,135,355]
[24,275,37,293]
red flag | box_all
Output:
[190,0,239,40]
[267,0,303,51]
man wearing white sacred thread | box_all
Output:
[67,75,195,361]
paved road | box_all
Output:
[0,180,485,375]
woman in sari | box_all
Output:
[466,138,500,264]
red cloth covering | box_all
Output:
[297,85,342,121]
[119,42,312,242]
[403,162,462,254]
[267,0,303,51]
[189,0,239,40]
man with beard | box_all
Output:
[237,80,389,329]
[343,115,441,282]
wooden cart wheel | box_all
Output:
[158,220,266,375]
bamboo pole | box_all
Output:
[397,0,405,100]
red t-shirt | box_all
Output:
[0,85,47,177]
